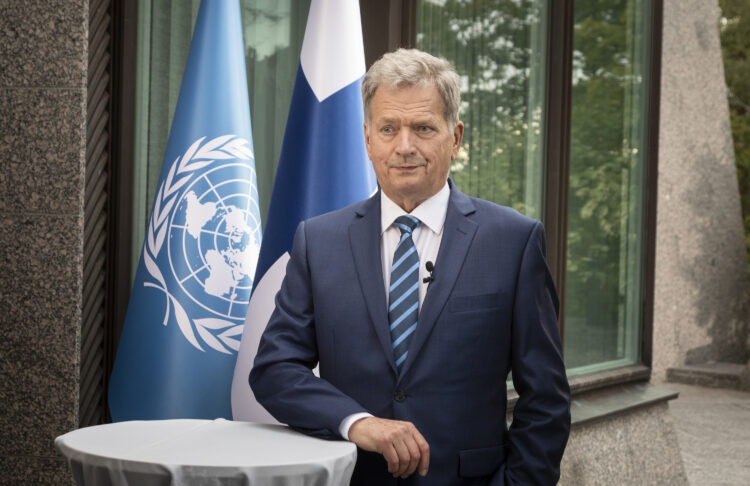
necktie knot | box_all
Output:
[394,215,420,236]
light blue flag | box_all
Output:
[231,0,376,421]
[109,0,261,421]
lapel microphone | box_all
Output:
[423,261,435,283]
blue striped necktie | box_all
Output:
[389,215,420,370]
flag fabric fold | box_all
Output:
[109,0,261,421]
[231,0,376,422]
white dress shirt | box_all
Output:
[338,182,450,440]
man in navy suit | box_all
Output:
[250,48,570,485]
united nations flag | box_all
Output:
[109,0,260,421]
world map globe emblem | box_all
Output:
[167,162,261,321]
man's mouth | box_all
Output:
[390,161,426,170]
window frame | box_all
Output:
[640,0,663,372]
[361,0,664,384]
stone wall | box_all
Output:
[560,402,687,485]
[653,0,750,380]
[0,0,88,482]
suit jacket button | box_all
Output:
[394,390,406,402]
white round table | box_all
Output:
[55,419,357,486]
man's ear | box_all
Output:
[363,122,371,155]
[451,121,465,160]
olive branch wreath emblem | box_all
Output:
[142,135,254,355]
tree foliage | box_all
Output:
[418,0,547,219]
[719,0,750,273]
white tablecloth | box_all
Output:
[55,419,357,486]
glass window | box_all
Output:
[563,0,651,374]
[416,0,549,219]
[417,0,654,376]
[131,0,309,280]
[128,0,655,378]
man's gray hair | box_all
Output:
[362,48,461,128]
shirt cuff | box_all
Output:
[339,412,373,440]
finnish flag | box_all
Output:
[231,0,377,422]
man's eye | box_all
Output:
[418,126,432,132]
[382,127,393,134]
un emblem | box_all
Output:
[169,162,260,320]
[142,135,259,354]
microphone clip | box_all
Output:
[423,261,435,284]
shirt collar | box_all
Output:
[380,182,450,236]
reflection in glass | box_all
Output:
[417,0,548,218]
[131,0,309,280]
[564,0,650,374]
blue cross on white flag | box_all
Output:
[231,0,377,422]
[109,0,261,421]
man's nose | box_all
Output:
[394,129,417,156]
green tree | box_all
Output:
[719,0,750,273]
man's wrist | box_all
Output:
[339,412,373,440]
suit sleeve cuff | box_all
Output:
[339,412,373,440]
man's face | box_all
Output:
[364,84,464,212]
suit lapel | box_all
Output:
[349,192,397,374]
[398,185,477,381]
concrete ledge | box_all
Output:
[570,382,678,426]
[667,362,749,390]
[567,364,651,395]
[507,364,652,413]
[508,367,679,427]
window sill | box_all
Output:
[507,364,679,426]
[566,381,678,426]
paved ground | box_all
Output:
[667,382,750,485]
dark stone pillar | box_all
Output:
[0,0,88,482]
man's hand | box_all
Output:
[348,417,430,478]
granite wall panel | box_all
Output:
[0,88,86,213]
[560,403,688,485]
[0,0,87,88]
[0,0,87,483]
[0,455,70,485]
[653,0,750,379]
[0,215,82,458]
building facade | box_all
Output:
[0,0,747,483]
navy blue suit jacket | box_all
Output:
[250,183,570,485]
